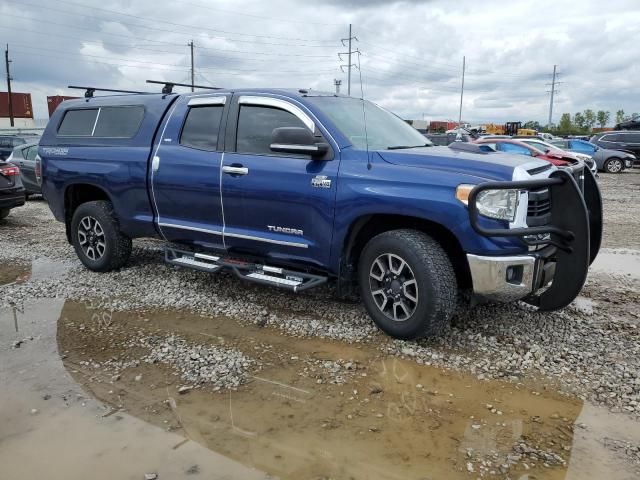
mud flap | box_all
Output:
[525,169,590,311]
[583,167,602,265]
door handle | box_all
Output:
[222,165,249,176]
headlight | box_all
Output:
[476,189,520,221]
[456,185,520,222]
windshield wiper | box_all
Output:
[386,143,431,150]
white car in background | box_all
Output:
[518,138,598,175]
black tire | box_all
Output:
[0,208,9,220]
[70,200,132,272]
[358,229,457,339]
[604,158,624,174]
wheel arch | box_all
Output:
[63,183,112,243]
[342,214,471,289]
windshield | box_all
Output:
[307,96,429,150]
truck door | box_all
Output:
[150,94,229,250]
[220,95,339,269]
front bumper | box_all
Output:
[467,249,556,302]
[466,168,601,310]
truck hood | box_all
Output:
[377,146,548,182]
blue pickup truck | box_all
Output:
[38,87,602,339]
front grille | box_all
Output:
[527,187,551,227]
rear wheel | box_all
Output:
[358,229,457,339]
[70,200,132,272]
[0,208,9,220]
[604,158,623,173]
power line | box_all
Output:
[10,48,339,76]
[0,15,336,58]
[11,0,339,45]
[546,65,564,127]
[0,25,339,65]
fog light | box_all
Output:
[506,265,523,284]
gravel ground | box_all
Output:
[1,170,640,417]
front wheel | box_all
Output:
[70,200,132,272]
[0,208,9,220]
[358,229,457,339]
[604,158,624,173]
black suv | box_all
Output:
[590,131,640,166]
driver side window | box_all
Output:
[236,105,309,157]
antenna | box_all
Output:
[146,79,222,94]
[67,86,147,98]
[355,49,371,170]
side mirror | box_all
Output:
[270,127,329,157]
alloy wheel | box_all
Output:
[369,253,418,322]
[77,216,106,261]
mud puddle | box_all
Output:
[56,301,588,480]
[0,257,71,286]
[0,260,30,286]
[4,299,640,479]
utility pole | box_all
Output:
[547,65,558,127]
[456,55,466,141]
[188,40,195,92]
[334,79,342,94]
[340,24,358,96]
[5,44,14,127]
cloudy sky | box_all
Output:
[2,0,639,123]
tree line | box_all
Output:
[523,110,639,136]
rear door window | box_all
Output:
[180,105,224,150]
[26,146,38,160]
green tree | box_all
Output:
[583,109,596,130]
[616,109,625,124]
[574,112,586,130]
[558,113,573,132]
[596,110,610,128]
[523,120,542,131]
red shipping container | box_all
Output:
[47,95,80,117]
[0,92,33,118]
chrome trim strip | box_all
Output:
[158,222,223,236]
[90,107,101,136]
[270,143,319,152]
[188,96,226,106]
[219,151,227,249]
[159,222,308,249]
[224,231,308,249]
[238,95,315,132]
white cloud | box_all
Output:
[5,0,640,124]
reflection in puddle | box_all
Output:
[56,301,585,480]
[0,257,72,286]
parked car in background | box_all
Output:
[7,140,41,197]
[0,136,29,160]
[0,159,25,220]
[473,138,580,168]
[517,138,597,175]
[551,138,635,174]
[590,131,640,168]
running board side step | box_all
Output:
[164,247,327,293]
